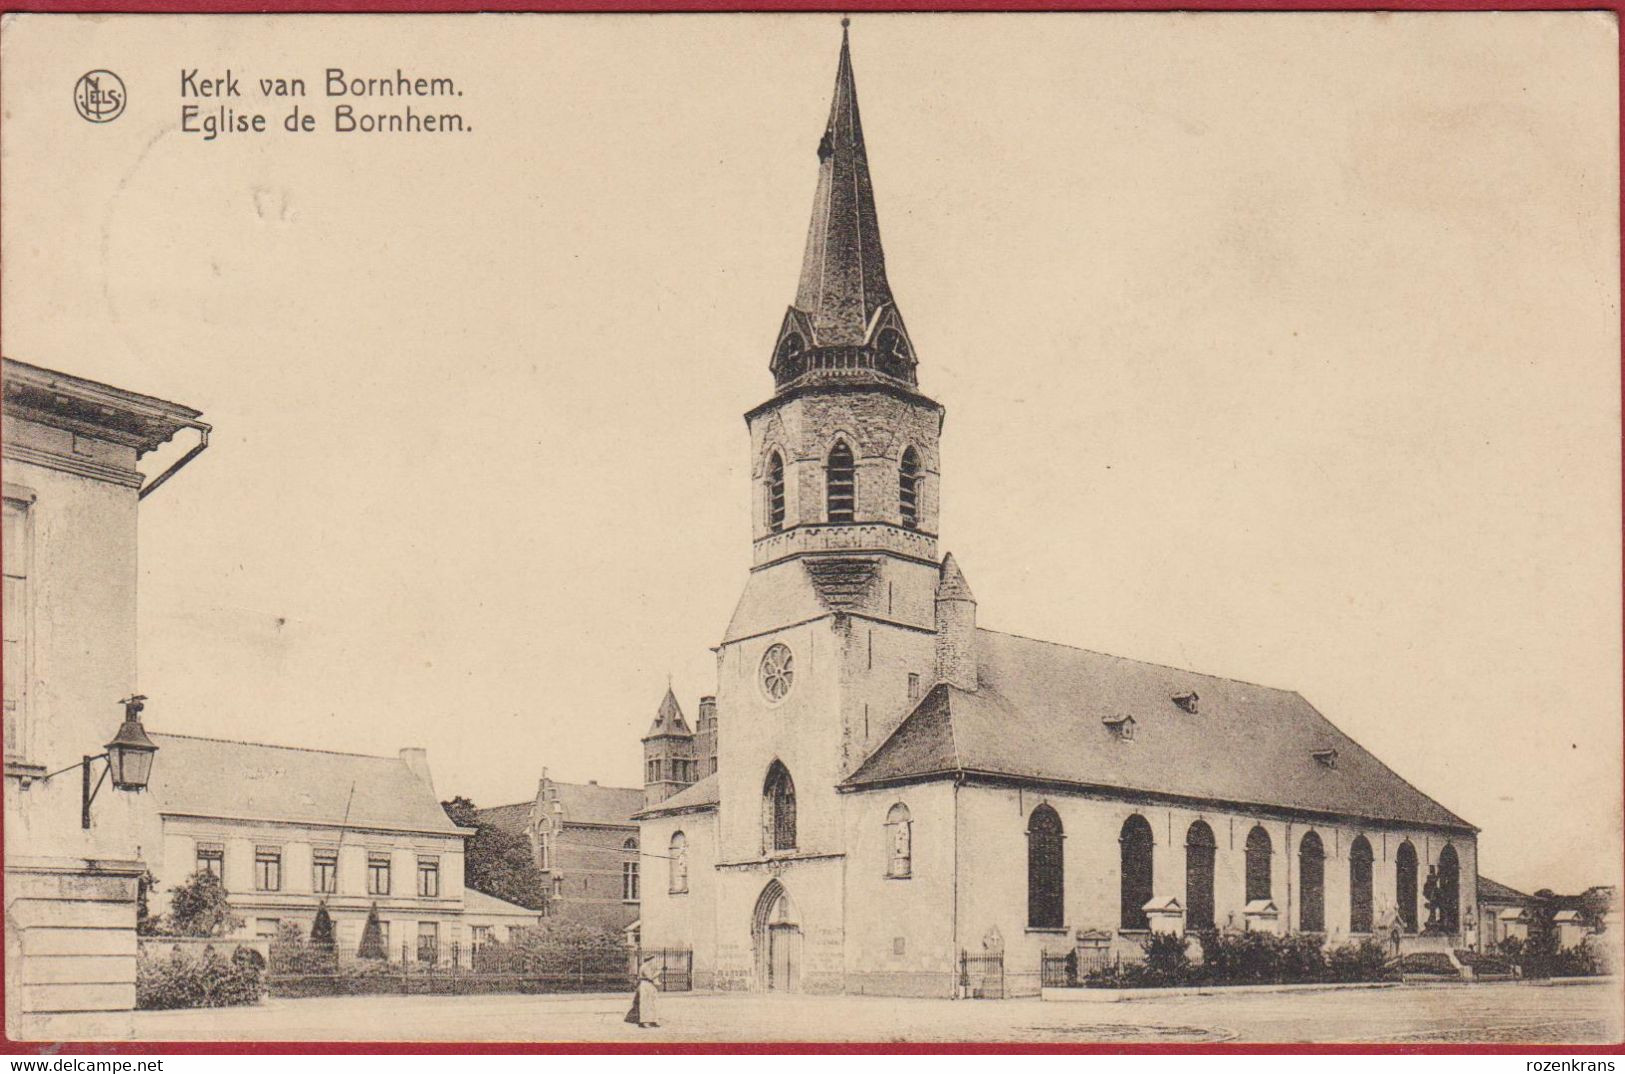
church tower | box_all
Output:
[714,24,952,869]
[746,22,945,576]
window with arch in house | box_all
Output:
[1350,835,1374,933]
[767,451,786,532]
[623,839,640,901]
[1244,825,1272,904]
[1120,814,1154,930]
[1395,840,1419,933]
[668,831,688,893]
[1185,821,1217,930]
[1299,831,1326,932]
[1027,804,1064,929]
[826,441,856,523]
[764,762,797,853]
[886,803,912,878]
[898,448,920,530]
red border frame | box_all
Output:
[1,0,1622,1055]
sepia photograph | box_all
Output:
[0,8,1620,1052]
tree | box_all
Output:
[357,903,388,961]
[309,901,335,950]
[442,796,550,911]
[167,871,244,938]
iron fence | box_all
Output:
[958,951,1004,999]
[1040,949,1120,987]
[266,940,643,998]
[641,947,693,993]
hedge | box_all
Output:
[136,944,265,1009]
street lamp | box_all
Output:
[103,695,158,792]
[40,695,160,829]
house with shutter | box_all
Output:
[632,25,1479,998]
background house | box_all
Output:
[476,770,642,932]
[1476,876,1533,949]
[138,735,541,962]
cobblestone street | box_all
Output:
[123,979,1622,1045]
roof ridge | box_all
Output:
[976,625,1298,696]
[153,732,402,762]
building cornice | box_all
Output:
[743,380,944,425]
[158,810,468,841]
[3,358,203,456]
[1,441,144,489]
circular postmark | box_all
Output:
[74,70,126,123]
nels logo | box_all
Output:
[74,70,126,123]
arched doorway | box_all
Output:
[752,880,801,992]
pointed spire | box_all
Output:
[644,686,692,738]
[793,21,894,348]
[936,552,976,603]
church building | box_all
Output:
[634,26,1478,998]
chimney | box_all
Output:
[934,553,978,691]
[696,695,719,779]
[399,747,435,795]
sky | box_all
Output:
[2,12,1619,894]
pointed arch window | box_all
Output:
[826,440,855,523]
[1244,825,1272,904]
[1120,814,1154,930]
[763,762,797,853]
[668,831,688,894]
[886,803,912,878]
[1395,840,1419,933]
[899,448,920,530]
[1350,835,1374,933]
[1027,804,1064,929]
[1299,831,1325,932]
[1185,821,1217,931]
[767,451,786,533]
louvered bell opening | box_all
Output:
[768,452,786,532]
[826,442,855,523]
[899,448,919,530]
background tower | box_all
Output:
[641,687,696,807]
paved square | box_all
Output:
[125,979,1623,1044]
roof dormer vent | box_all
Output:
[1172,691,1200,715]
[1102,714,1136,741]
[1312,748,1338,769]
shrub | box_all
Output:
[470,921,629,990]
[357,903,388,961]
[1198,929,1283,984]
[270,922,337,976]
[1085,931,1393,989]
[1278,933,1329,981]
[164,871,244,938]
[1139,932,1192,984]
[1326,939,1390,982]
[310,902,336,951]
[136,944,264,1009]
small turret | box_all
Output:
[642,686,697,807]
[934,553,977,691]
